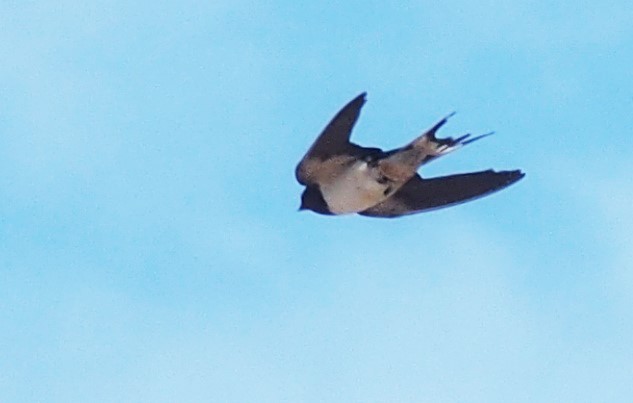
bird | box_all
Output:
[295,92,524,218]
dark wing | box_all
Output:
[295,93,367,185]
[359,170,525,218]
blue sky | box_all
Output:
[1,1,633,402]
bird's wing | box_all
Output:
[359,170,524,218]
[295,93,367,185]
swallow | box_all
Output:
[295,92,524,218]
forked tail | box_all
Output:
[376,113,495,183]
[413,112,493,164]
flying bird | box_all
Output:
[295,93,524,218]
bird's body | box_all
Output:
[320,159,389,214]
[295,93,524,218]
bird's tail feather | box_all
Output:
[411,113,493,164]
[377,114,495,183]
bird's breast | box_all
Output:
[320,162,391,214]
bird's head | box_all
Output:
[299,186,332,215]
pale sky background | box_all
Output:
[2,1,633,402]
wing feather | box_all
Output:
[360,170,524,218]
[295,93,367,185]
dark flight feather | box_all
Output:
[359,170,525,218]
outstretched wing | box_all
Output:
[295,93,367,185]
[359,170,525,218]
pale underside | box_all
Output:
[319,160,394,214]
